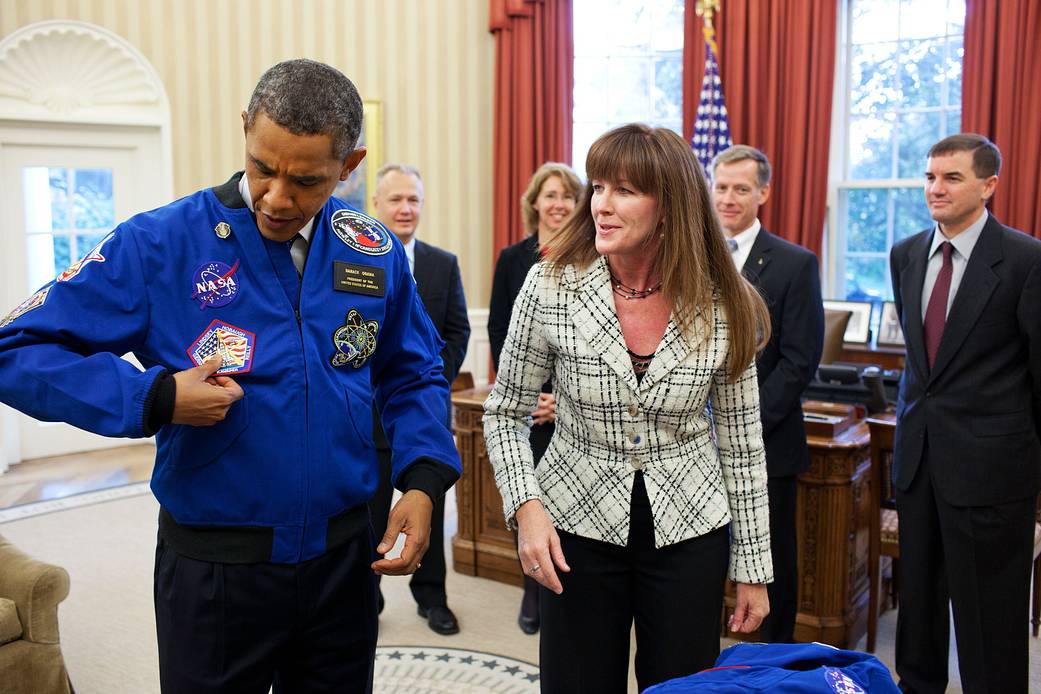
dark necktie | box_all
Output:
[288,234,307,276]
[727,238,738,253]
[923,241,953,369]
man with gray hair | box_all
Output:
[711,144,824,643]
[370,163,470,635]
[0,59,461,692]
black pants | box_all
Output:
[154,532,378,694]
[369,446,447,607]
[895,454,1034,694]
[759,474,798,642]
[538,473,730,693]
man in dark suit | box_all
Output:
[889,134,1041,693]
[370,164,470,635]
[711,145,824,643]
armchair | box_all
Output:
[0,533,72,694]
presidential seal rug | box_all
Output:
[0,481,151,523]
[374,646,539,693]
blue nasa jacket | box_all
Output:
[644,642,899,693]
[0,173,461,563]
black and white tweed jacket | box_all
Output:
[483,256,773,584]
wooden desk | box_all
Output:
[840,343,905,371]
[723,421,874,648]
[451,386,524,586]
[453,388,876,647]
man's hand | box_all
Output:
[172,355,244,426]
[371,490,433,576]
[532,393,556,425]
[729,582,770,633]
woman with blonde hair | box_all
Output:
[484,124,773,692]
[488,162,581,634]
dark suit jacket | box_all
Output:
[488,235,540,369]
[374,239,470,449]
[889,214,1041,506]
[742,229,825,478]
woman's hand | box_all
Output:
[729,582,770,633]
[515,498,570,594]
[531,393,557,425]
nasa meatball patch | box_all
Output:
[330,209,393,256]
[191,259,241,309]
[186,319,256,375]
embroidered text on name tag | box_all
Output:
[334,261,385,297]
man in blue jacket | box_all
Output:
[0,59,461,694]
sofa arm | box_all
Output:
[0,535,70,645]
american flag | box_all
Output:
[690,27,732,173]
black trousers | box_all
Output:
[759,474,798,642]
[154,532,378,694]
[369,446,447,607]
[895,453,1034,694]
[538,473,730,693]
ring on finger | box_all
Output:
[528,563,541,575]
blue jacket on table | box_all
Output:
[0,173,461,564]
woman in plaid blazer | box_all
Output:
[484,124,774,693]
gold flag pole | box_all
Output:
[695,0,722,51]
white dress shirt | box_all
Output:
[728,219,761,273]
[921,209,988,322]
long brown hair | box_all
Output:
[548,124,770,381]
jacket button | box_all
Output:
[630,433,641,444]
[628,404,639,417]
[630,458,644,471]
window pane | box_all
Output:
[52,235,71,278]
[572,121,608,179]
[893,186,932,242]
[851,42,898,114]
[852,0,900,43]
[608,58,651,121]
[49,168,69,230]
[653,57,682,120]
[846,188,890,253]
[899,0,950,39]
[850,114,895,179]
[946,108,961,138]
[72,168,114,230]
[897,111,940,178]
[947,0,966,34]
[650,3,684,52]
[573,57,607,122]
[946,36,963,107]
[845,256,889,302]
[899,38,945,108]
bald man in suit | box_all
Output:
[369,164,470,635]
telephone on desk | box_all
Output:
[803,362,900,414]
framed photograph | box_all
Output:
[877,301,904,347]
[333,100,382,216]
[822,299,873,344]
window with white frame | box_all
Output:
[830,0,965,304]
[572,0,685,179]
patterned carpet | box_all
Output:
[374,646,538,693]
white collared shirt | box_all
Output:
[728,219,761,273]
[920,208,988,322]
[401,236,416,277]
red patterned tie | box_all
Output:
[923,241,953,369]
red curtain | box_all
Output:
[489,0,574,256]
[962,0,1041,238]
[682,0,838,257]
